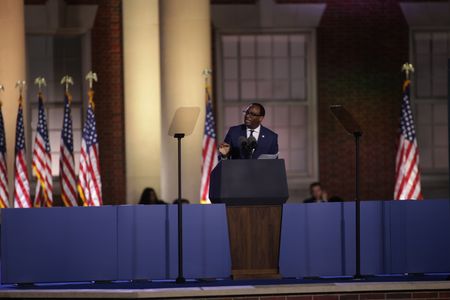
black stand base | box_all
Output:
[176,277,186,284]
[353,274,364,281]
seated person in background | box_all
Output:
[139,188,166,205]
[173,198,190,205]
[219,103,278,160]
[303,182,328,203]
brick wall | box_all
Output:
[316,0,409,201]
[67,0,126,205]
[206,290,450,300]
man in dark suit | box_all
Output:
[219,103,278,159]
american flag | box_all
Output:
[13,100,31,208]
[200,88,218,204]
[32,94,53,207]
[0,105,9,208]
[77,92,102,206]
[60,93,77,206]
[394,80,423,200]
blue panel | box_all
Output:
[304,202,343,276]
[279,204,308,277]
[280,203,344,277]
[360,201,385,275]
[1,206,117,283]
[403,200,450,273]
[182,204,231,279]
[343,202,355,276]
[388,201,409,273]
[118,204,230,280]
[168,205,179,279]
[117,205,169,280]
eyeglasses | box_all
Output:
[242,110,262,117]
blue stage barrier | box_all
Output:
[1,204,231,284]
[1,206,118,283]
[1,200,450,283]
[387,200,450,274]
[279,200,450,277]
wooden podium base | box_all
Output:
[226,205,282,279]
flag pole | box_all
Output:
[14,80,31,208]
[0,84,4,108]
[33,77,49,207]
[0,84,4,101]
[0,84,9,209]
[202,69,212,101]
[85,71,98,108]
[60,75,77,208]
[61,75,74,105]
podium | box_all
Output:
[209,160,289,279]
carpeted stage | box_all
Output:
[0,275,450,299]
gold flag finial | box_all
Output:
[202,69,212,79]
[61,75,74,93]
[15,80,26,102]
[202,68,212,91]
[85,71,98,89]
[203,69,212,101]
[34,77,47,94]
[402,63,414,80]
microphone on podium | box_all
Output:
[239,136,248,149]
[248,135,257,150]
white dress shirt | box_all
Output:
[246,125,261,141]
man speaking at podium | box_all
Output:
[219,103,278,159]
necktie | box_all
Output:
[249,130,254,138]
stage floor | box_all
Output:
[0,275,450,299]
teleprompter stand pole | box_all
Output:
[354,132,362,280]
[329,105,363,280]
[175,133,186,284]
[167,106,200,283]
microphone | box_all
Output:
[239,136,248,149]
[247,135,257,150]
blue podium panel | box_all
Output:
[389,200,450,274]
[280,203,344,277]
[1,206,117,284]
[117,205,169,280]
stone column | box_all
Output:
[160,0,211,204]
[123,0,162,203]
[0,0,26,206]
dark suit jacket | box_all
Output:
[223,124,278,159]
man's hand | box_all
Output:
[219,142,230,157]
